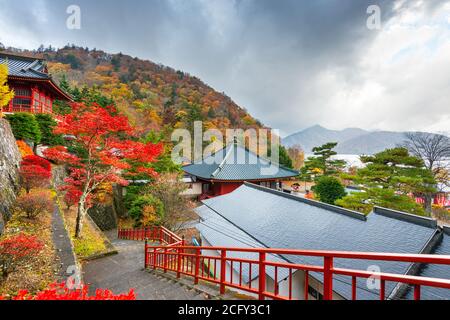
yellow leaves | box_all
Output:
[111,83,132,100]
[312,168,324,175]
[176,110,188,119]
[94,65,112,74]
[94,182,113,204]
[242,115,256,126]
[141,205,159,227]
[147,109,162,126]
[0,63,14,110]
[47,62,71,76]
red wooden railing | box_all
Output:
[118,227,450,300]
[2,104,52,114]
[118,226,184,246]
[145,245,450,301]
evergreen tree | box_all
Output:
[5,113,41,145]
[313,176,346,205]
[336,148,436,216]
[34,114,64,146]
[303,142,345,178]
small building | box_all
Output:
[195,183,450,300]
[0,52,72,114]
[182,141,299,199]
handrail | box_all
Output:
[145,244,450,301]
[118,228,450,300]
[118,226,183,246]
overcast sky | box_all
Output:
[1,0,449,136]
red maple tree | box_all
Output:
[19,165,52,193]
[19,155,52,193]
[0,233,44,281]
[21,155,52,172]
[44,103,162,238]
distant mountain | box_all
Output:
[282,125,369,153]
[282,126,416,155]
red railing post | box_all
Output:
[163,247,168,273]
[194,248,201,285]
[258,252,266,300]
[352,276,357,300]
[177,247,182,278]
[220,250,227,295]
[380,279,386,301]
[414,285,421,301]
[153,248,157,270]
[144,240,148,269]
[323,256,333,300]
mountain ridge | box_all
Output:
[282,125,442,155]
[2,45,265,135]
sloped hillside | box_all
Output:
[5,46,264,133]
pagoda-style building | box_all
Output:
[0,53,72,114]
[182,140,299,199]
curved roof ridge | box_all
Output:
[211,143,234,178]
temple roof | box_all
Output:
[195,183,447,300]
[182,142,299,181]
[0,52,72,101]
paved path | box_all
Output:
[52,204,77,282]
[82,231,208,300]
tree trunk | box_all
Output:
[75,198,87,238]
[424,193,433,216]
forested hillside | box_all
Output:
[5,45,264,135]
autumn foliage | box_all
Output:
[19,164,52,194]
[15,190,54,219]
[0,233,44,281]
[16,140,33,158]
[43,103,162,238]
[0,282,136,300]
[19,155,52,193]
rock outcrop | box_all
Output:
[0,119,21,234]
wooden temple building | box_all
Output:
[182,140,299,199]
[0,52,72,114]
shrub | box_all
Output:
[0,282,136,300]
[128,195,164,226]
[20,164,51,193]
[0,233,44,281]
[313,176,347,205]
[21,155,52,172]
[16,140,34,158]
[15,190,54,219]
[5,113,41,145]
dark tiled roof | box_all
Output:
[196,183,441,300]
[404,226,450,300]
[183,143,299,181]
[0,53,50,79]
[196,205,289,283]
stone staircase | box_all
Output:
[82,233,216,300]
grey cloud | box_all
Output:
[0,0,449,135]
